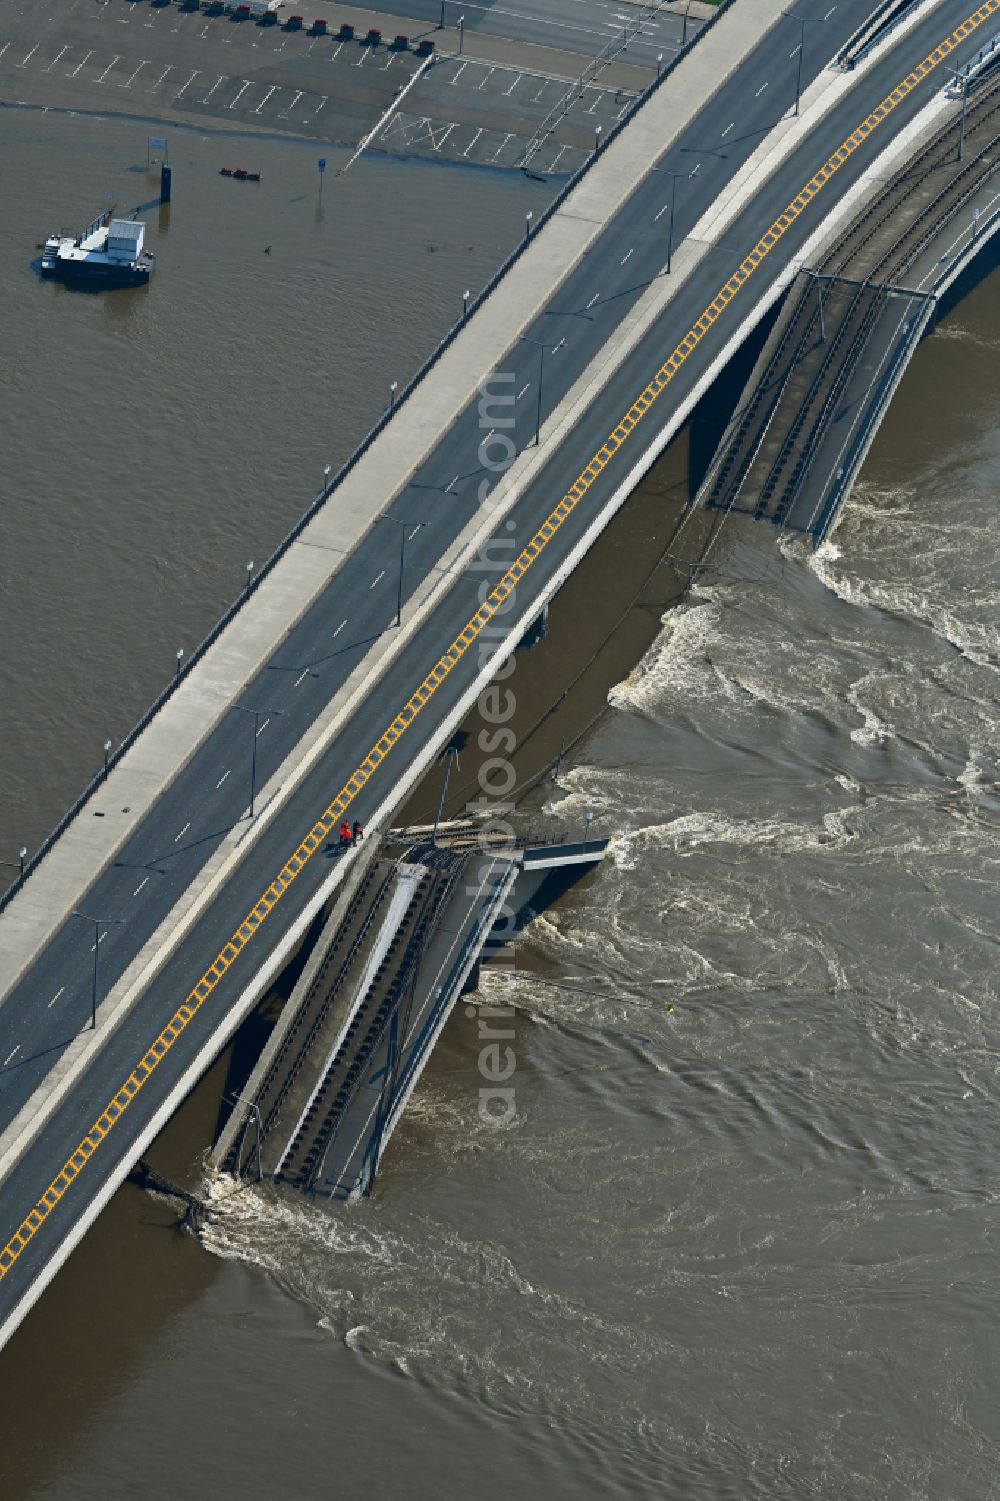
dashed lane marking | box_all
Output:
[1,0,993,1288]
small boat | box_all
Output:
[220,167,262,181]
[40,210,155,288]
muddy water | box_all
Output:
[1,106,998,1501]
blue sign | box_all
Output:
[318,158,326,172]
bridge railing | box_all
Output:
[0,0,739,918]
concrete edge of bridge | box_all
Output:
[0,3,958,1210]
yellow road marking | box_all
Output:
[1,0,994,1284]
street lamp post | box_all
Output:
[233,705,286,819]
[377,516,428,628]
[946,68,970,160]
[594,123,603,154]
[103,738,112,777]
[175,647,184,680]
[323,463,332,492]
[682,0,693,46]
[389,380,398,411]
[518,334,559,447]
[525,210,533,241]
[245,560,255,596]
[656,51,664,78]
[462,288,470,320]
[19,847,26,887]
[72,911,125,1030]
[650,164,691,274]
[784,12,826,118]
[458,13,465,53]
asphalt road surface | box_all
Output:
[1,0,990,1338]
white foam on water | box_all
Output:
[607,587,735,715]
[810,508,1000,671]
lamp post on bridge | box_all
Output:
[377,515,428,628]
[783,11,827,118]
[0,847,29,892]
[650,164,693,274]
[233,704,286,819]
[945,66,971,161]
[518,333,561,447]
[72,911,125,1031]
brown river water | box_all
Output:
[1,105,999,1501]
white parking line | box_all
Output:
[175,69,200,97]
[46,45,70,71]
[95,55,121,83]
[433,123,457,152]
[407,527,421,541]
[450,61,468,85]
[502,72,520,96]
[47,987,64,1010]
[279,89,303,116]
[121,60,148,87]
[476,66,495,90]
[154,65,173,87]
[18,43,38,67]
[462,126,483,158]
[307,95,328,121]
[254,84,276,113]
[174,822,191,842]
[229,78,251,109]
[133,877,149,896]
[370,570,386,588]
[202,75,225,103]
[0,43,8,62]
[68,49,93,76]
